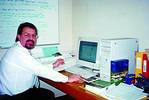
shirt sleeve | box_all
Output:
[11,47,68,83]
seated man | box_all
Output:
[0,22,80,100]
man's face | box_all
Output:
[17,27,37,49]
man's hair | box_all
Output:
[15,22,38,42]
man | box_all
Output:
[0,22,80,100]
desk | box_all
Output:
[39,71,106,100]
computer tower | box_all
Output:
[99,38,138,82]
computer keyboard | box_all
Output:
[65,65,99,79]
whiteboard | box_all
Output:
[0,0,59,48]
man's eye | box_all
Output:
[32,35,36,38]
[24,34,29,37]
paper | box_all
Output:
[85,83,147,100]
[103,83,147,100]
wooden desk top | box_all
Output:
[40,71,107,100]
[40,71,148,100]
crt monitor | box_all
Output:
[76,37,100,70]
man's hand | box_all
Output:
[53,58,65,68]
[67,74,81,83]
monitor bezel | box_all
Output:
[76,37,100,70]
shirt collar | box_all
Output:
[16,41,31,54]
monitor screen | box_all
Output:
[76,37,100,70]
[79,41,97,63]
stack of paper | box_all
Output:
[85,83,147,100]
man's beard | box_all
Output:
[25,40,35,49]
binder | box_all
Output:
[135,52,145,78]
[142,53,149,79]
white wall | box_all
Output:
[72,0,149,51]
[59,0,73,52]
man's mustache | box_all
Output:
[26,40,34,44]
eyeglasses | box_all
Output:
[23,33,38,39]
